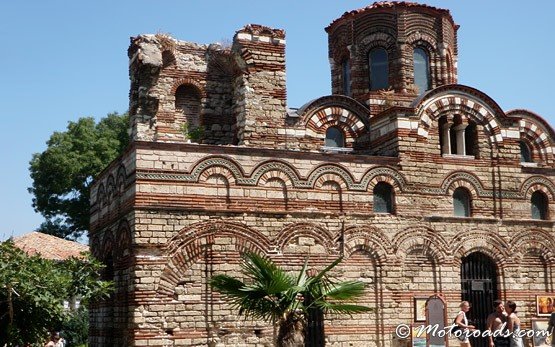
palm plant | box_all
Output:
[210,252,371,347]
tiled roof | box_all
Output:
[326,1,455,32]
[13,232,89,261]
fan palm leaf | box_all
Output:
[210,252,371,346]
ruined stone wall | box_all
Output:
[232,25,288,147]
[128,35,239,145]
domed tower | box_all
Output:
[326,1,458,112]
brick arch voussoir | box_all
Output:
[509,229,555,264]
[306,107,367,138]
[166,221,271,257]
[451,230,510,266]
[356,32,397,61]
[275,222,336,255]
[520,131,547,163]
[406,32,438,51]
[315,174,348,190]
[361,166,407,192]
[258,172,291,188]
[307,164,356,190]
[392,226,450,263]
[342,225,390,265]
[441,171,485,197]
[521,176,555,200]
[298,96,369,127]
[250,160,301,188]
[316,117,362,140]
[156,221,271,298]
[198,166,236,185]
[170,78,206,98]
[416,96,503,150]
[189,156,246,184]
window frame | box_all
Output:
[373,182,395,214]
[413,47,431,94]
[324,126,346,148]
[531,190,549,220]
[453,187,471,217]
[368,47,389,91]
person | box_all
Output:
[547,311,555,347]
[454,301,475,347]
[505,301,523,347]
[486,300,509,347]
[44,331,65,347]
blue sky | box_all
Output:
[1,1,554,241]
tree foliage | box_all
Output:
[210,253,371,346]
[29,112,129,240]
[0,240,112,346]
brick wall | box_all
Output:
[90,2,555,346]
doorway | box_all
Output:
[461,252,498,347]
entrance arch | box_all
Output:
[461,252,499,347]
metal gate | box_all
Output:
[461,252,498,347]
[305,303,324,346]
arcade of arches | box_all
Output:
[90,2,555,347]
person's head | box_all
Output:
[460,301,471,312]
[50,331,61,342]
[493,299,505,313]
[506,300,517,314]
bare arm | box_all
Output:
[455,312,475,330]
[486,314,495,347]
[507,314,514,333]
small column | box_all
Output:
[441,115,454,154]
[453,124,467,155]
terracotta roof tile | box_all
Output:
[13,232,89,261]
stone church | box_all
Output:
[90,2,555,346]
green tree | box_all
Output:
[0,240,112,346]
[29,112,129,240]
[210,253,371,347]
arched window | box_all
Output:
[175,84,201,141]
[413,47,430,94]
[369,48,388,91]
[465,122,477,156]
[453,187,471,217]
[325,127,345,147]
[531,191,548,220]
[373,182,394,213]
[520,141,532,163]
[342,59,351,96]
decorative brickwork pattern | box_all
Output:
[90,2,555,346]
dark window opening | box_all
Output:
[520,141,532,163]
[531,191,548,220]
[465,122,477,156]
[369,48,388,91]
[453,187,471,217]
[413,47,430,94]
[342,60,351,97]
[325,127,345,148]
[373,182,394,213]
